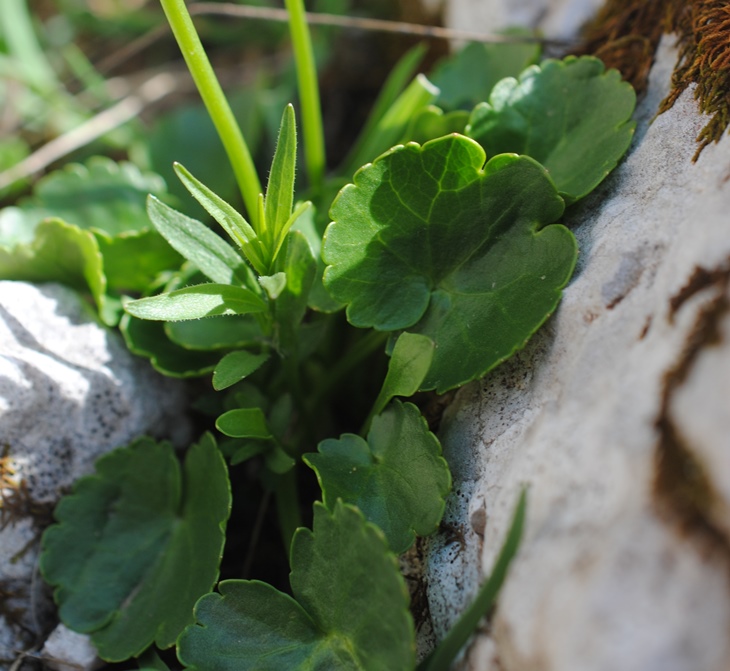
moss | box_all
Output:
[577,0,730,161]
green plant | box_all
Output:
[31,3,636,670]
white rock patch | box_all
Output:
[425,19,730,671]
[0,282,190,669]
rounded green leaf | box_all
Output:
[430,39,540,112]
[164,315,263,352]
[177,502,414,671]
[120,314,220,378]
[0,217,113,322]
[466,55,636,203]
[216,407,272,439]
[323,134,577,392]
[212,350,270,391]
[40,434,231,661]
[7,156,166,237]
[305,401,450,554]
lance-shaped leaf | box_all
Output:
[177,502,415,671]
[343,73,439,177]
[264,104,296,251]
[124,283,267,322]
[466,55,636,203]
[146,196,255,289]
[40,434,231,661]
[305,401,450,554]
[174,163,268,275]
[323,134,577,392]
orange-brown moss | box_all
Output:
[576,0,730,161]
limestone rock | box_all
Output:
[444,0,604,41]
[0,282,190,669]
[426,15,730,671]
[40,625,102,671]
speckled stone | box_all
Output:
[427,9,730,670]
[0,282,190,669]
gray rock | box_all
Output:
[0,282,190,669]
[428,9,730,670]
[444,0,605,41]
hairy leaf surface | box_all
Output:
[124,283,267,321]
[40,435,231,661]
[466,56,636,202]
[323,134,577,391]
[177,502,414,670]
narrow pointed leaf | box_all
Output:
[305,401,450,554]
[125,283,267,322]
[173,163,268,274]
[466,56,636,203]
[264,104,297,247]
[213,350,270,391]
[147,196,253,287]
[343,74,439,176]
[341,42,427,176]
[177,502,415,671]
[272,200,312,260]
[418,488,527,671]
[40,434,231,661]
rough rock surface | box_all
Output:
[0,282,190,669]
[444,0,605,41]
[426,10,730,671]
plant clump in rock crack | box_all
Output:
[0,1,638,669]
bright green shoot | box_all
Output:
[284,0,326,193]
[174,105,310,276]
[158,0,262,225]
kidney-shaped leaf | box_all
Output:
[11,156,166,237]
[40,434,231,662]
[177,501,414,671]
[323,134,577,392]
[305,400,450,554]
[466,55,636,203]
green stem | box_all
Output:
[274,469,301,555]
[282,352,317,450]
[158,0,262,225]
[284,0,325,193]
[310,329,388,411]
[418,488,527,671]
